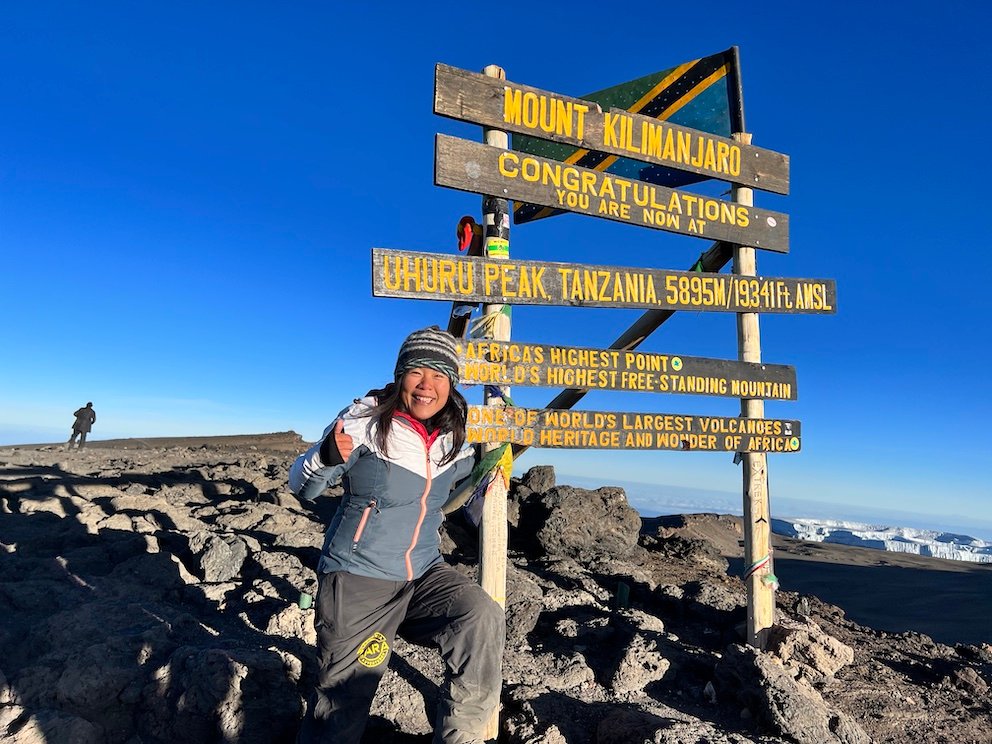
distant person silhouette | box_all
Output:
[68,402,96,449]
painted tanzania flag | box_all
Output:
[512,47,745,225]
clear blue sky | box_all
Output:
[2,2,989,532]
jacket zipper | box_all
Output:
[403,441,432,581]
[352,498,377,546]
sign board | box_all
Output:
[504,48,749,224]
[434,63,789,195]
[435,135,789,252]
[459,340,797,400]
[466,405,801,453]
[372,249,836,314]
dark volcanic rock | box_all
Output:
[2,445,991,744]
[596,709,761,744]
[189,531,249,583]
[610,632,671,695]
[507,465,555,534]
[520,465,556,495]
[504,565,544,645]
[715,644,870,744]
[767,618,854,682]
[522,484,641,561]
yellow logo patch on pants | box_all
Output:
[357,632,389,667]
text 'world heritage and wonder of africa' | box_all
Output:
[465,406,801,453]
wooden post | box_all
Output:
[733,132,774,649]
[479,63,508,741]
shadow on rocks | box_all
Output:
[0,460,308,742]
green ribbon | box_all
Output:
[470,442,509,487]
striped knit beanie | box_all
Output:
[394,326,460,384]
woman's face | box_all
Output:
[399,367,451,422]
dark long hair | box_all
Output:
[363,380,468,466]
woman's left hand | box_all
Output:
[332,419,353,462]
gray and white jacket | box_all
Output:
[290,396,476,582]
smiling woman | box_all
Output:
[399,366,451,420]
[287,326,502,744]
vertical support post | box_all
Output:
[479,63,509,741]
[733,132,774,649]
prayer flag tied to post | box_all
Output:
[463,443,514,526]
[511,48,744,225]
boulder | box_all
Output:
[610,632,672,695]
[139,646,302,743]
[714,644,871,744]
[596,710,762,744]
[188,532,248,583]
[520,465,556,495]
[768,619,855,682]
[505,566,544,645]
[521,485,641,561]
[0,706,102,744]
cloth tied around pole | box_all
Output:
[463,442,512,527]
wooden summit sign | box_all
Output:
[372,248,836,314]
[422,57,817,660]
[458,340,797,400]
[434,63,790,195]
[466,405,801,453]
[435,134,790,253]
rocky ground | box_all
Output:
[1,435,990,743]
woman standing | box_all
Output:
[290,326,503,744]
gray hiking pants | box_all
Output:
[297,562,504,744]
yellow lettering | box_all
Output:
[716,141,731,172]
[498,152,518,178]
[553,98,571,136]
[574,104,588,139]
[531,267,548,298]
[521,158,539,182]
[676,131,691,163]
[517,265,531,298]
[483,263,500,294]
[562,167,579,191]
[539,94,555,133]
[599,177,616,200]
[499,264,516,297]
[728,145,741,176]
[702,140,716,170]
[632,182,651,207]
[522,91,539,128]
[645,121,661,158]
[661,129,676,160]
[503,88,522,125]
[691,137,704,167]
[604,112,620,148]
